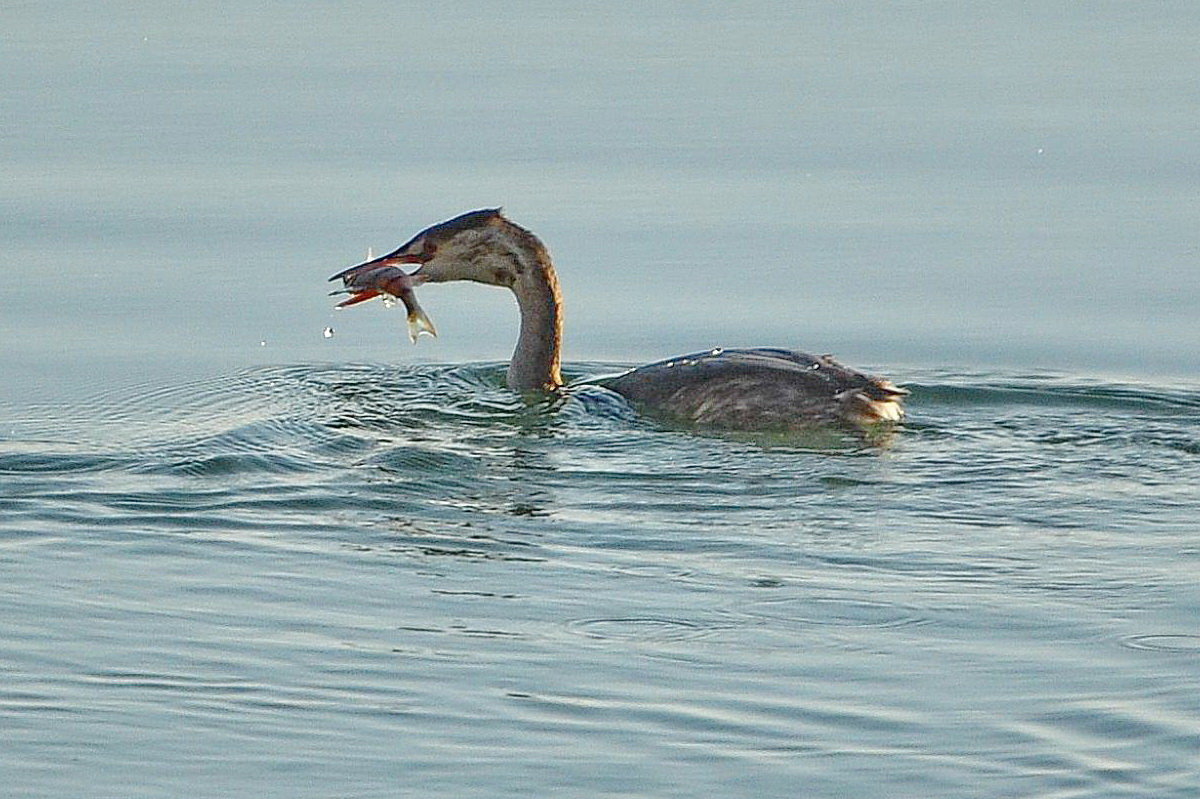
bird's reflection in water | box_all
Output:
[363,442,559,564]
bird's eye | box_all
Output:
[414,241,437,263]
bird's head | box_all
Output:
[343,208,540,289]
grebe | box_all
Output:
[330,209,906,430]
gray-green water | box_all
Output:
[4,2,1200,797]
[4,365,1199,797]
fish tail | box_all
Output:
[405,306,438,343]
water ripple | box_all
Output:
[566,617,722,644]
[906,371,1200,412]
[3,363,1200,799]
[1120,634,1200,654]
[737,595,932,630]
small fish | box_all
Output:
[329,264,436,343]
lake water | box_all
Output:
[3,3,1199,797]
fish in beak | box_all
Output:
[329,256,437,344]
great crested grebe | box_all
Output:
[330,209,906,431]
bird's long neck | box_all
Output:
[504,229,563,392]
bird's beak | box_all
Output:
[355,252,425,269]
[328,252,425,284]
[382,253,425,265]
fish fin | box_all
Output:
[405,307,438,343]
[335,289,381,308]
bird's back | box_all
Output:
[604,348,906,430]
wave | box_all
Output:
[2,363,1197,479]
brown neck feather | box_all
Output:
[501,222,563,392]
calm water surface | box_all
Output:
[4,2,1199,797]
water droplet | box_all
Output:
[381,296,396,309]
[710,347,724,356]
[322,326,335,339]
[259,341,267,347]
